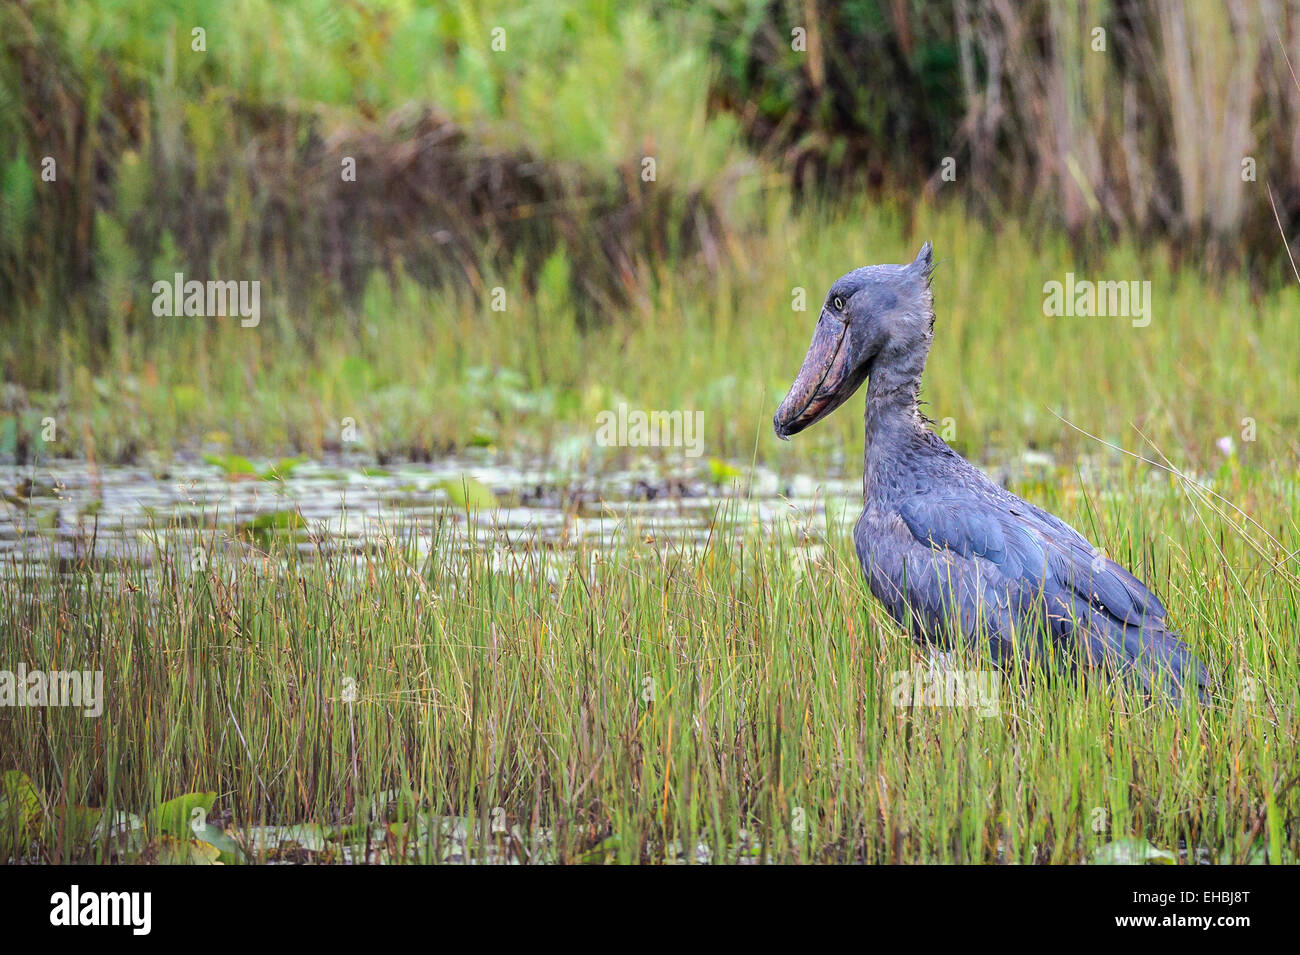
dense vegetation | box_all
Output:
[3,464,1298,864]
[1,1,1297,865]
[2,1,1299,468]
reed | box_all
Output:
[1,458,1295,863]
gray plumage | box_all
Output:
[773,242,1208,702]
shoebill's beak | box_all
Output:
[773,309,862,439]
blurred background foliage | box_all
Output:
[0,0,1297,465]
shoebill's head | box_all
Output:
[773,241,935,439]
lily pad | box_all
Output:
[580,835,621,864]
[154,834,222,865]
[707,457,742,483]
[237,511,307,543]
[146,791,216,839]
[191,822,244,864]
[259,457,304,481]
[49,805,103,845]
[0,771,42,856]
[1092,838,1176,865]
[437,475,498,510]
[202,453,257,477]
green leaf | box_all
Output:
[0,771,43,856]
[192,822,244,864]
[237,511,307,542]
[437,475,499,510]
[707,457,742,483]
[202,453,257,476]
[49,805,103,845]
[1092,838,1176,865]
[580,835,621,864]
[259,457,304,481]
[154,834,223,865]
[146,791,216,840]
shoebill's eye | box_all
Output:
[832,295,845,311]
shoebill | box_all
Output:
[773,242,1208,702]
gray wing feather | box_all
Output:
[861,489,1208,699]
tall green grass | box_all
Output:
[10,198,1297,477]
[2,0,1297,867]
[1,459,1297,864]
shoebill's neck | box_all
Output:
[863,349,928,495]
